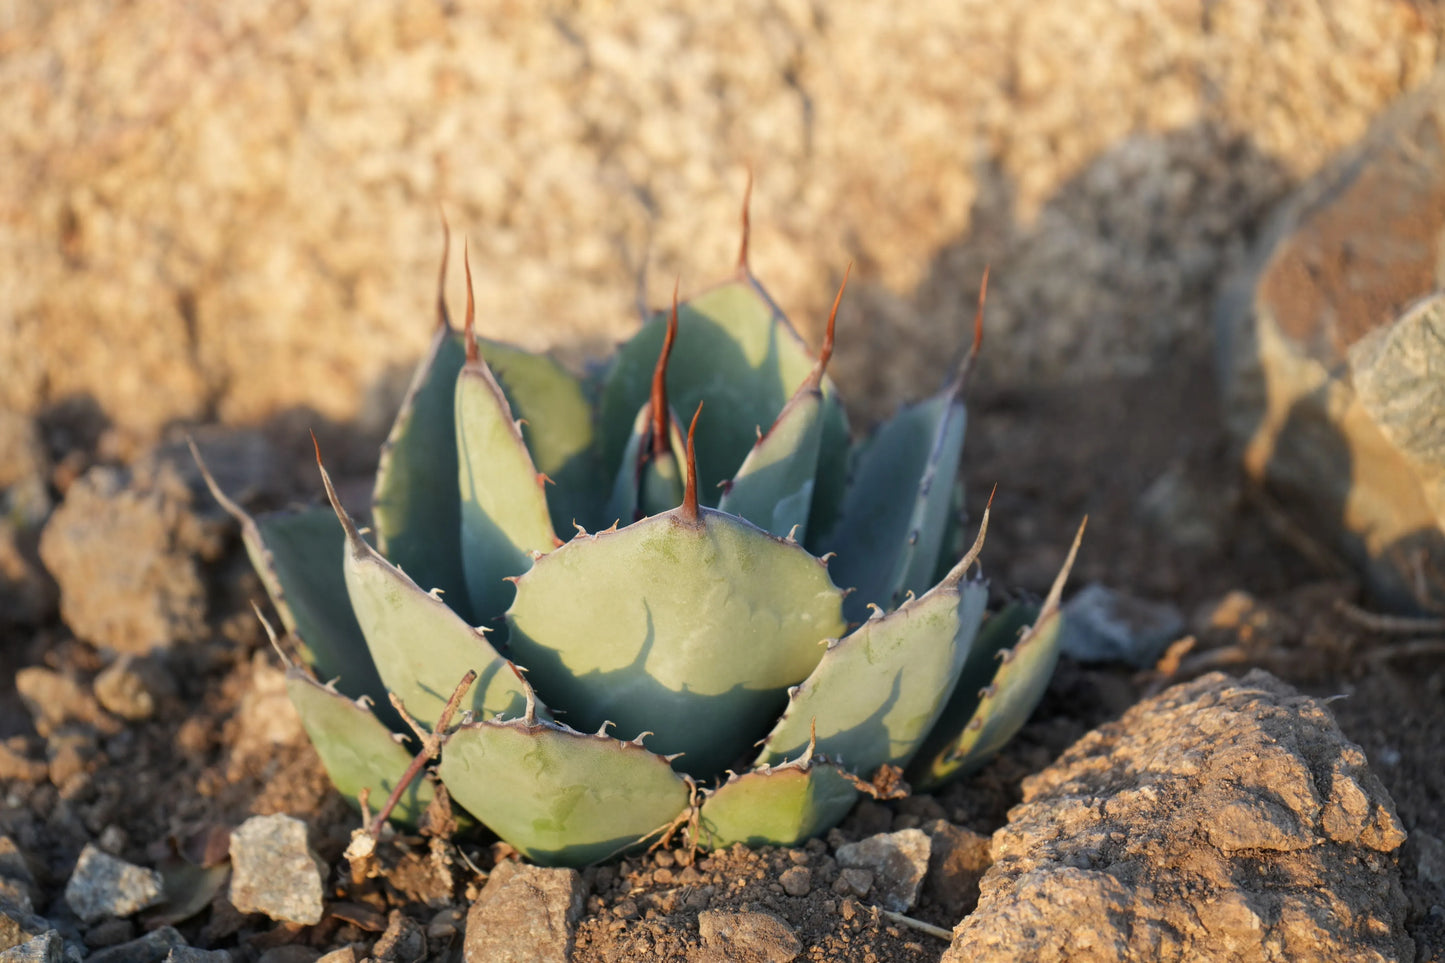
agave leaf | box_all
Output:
[597,280,823,503]
[824,389,968,622]
[438,717,691,867]
[804,397,851,554]
[909,519,1086,789]
[506,507,847,779]
[604,403,687,526]
[286,669,433,827]
[477,336,602,536]
[191,446,390,710]
[455,349,559,625]
[718,374,825,540]
[319,455,537,730]
[372,325,470,619]
[718,271,849,541]
[755,515,990,772]
[695,759,859,850]
[907,600,1034,784]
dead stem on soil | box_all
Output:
[344,670,477,884]
[878,909,953,941]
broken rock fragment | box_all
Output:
[228,814,327,926]
[463,861,585,963]
[63,845,164,924]
[696,910,801,963]
[835,828,931,913]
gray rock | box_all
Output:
[0,932,62,963]
[87,927,186,963]
[696,910,801,963]
[228,814,327,926]
[63,845,164,923]
[835,829,931,913]
[463,861,584,963]
[945,670,1411,963]
[1216,68,1445,613]
[39,459,216,654]
[164,948,232,963]
[1057,584,1185,667]
[0,899,51,954]
[922,820,992,919]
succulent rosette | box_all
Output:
[198,199,1082,867]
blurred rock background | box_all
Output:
[3,0,1441,457]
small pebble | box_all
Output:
[779,866,811,897]
[63,845,164,923]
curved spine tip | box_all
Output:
[650,281,680,457]
[1040,515,1088,617]
[820,262,850,379]
[463,237,478,364]
[251,600,291,670]
[681,401,703,524]
[952,265,989,396]
[311,431,362,549]
[736,166,754,273]
[187,437,246,523]
[436,206,452,331]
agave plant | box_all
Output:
[197,197,1083,867]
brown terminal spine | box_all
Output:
[681,401,704,524]
[650,280,680,456]
[736,167,753,273]
[436,207,452,330]
[463,238,478,365]
[804,262,850,392]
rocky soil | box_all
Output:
[4,3,1445,962]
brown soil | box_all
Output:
[3,356,1443,962]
